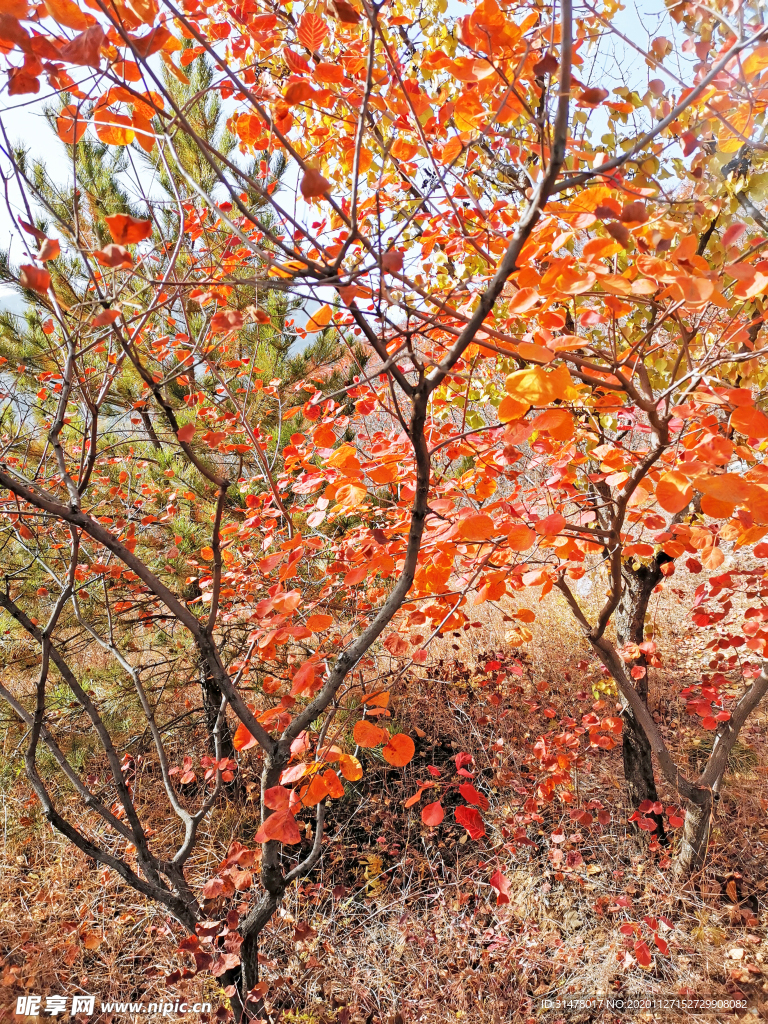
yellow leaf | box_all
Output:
[742,45,768,78]
[505,364,574,406]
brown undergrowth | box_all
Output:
[2,579,768,1024]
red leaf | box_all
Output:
[58,23,104,67]
[263,786,290,811]
[201,877,224,899]
[210,309,244,333]
[455,805,485,840]
[458,782,489,810]
[300,167,331,199]
[421,801,444,826]
[381,250,404,274]
[634,939,652,967]
[254,809,301,844]
[296,12,328,50]
[489,869,510,905]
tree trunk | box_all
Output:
[673,790,713,880]
[615,558,668,837]
[224,891,281,1021]
[200,664,235,761]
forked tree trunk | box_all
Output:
[615,558,667,827]
[673,789,714,880]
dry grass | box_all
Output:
[2,580,768,1023]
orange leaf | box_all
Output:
[535,512,565,536]
[458,514,495,542]
[300,167,331,199]
[381,733,415,767]
[313,61,344,84]
[698,473,749,504]
[233,722,257,751]
[517,342,554,363]
[38,238,60,261]
[362,690,389,706]
[700,494,734,519]
[94,244,133,268]
[200,546,214,560]
[284,48,311,74]
[300,774,329,806]
[731,405,768,439]
[532,408,573,439]
[507,524,535,551]
[290,660,319,697]
[391,138,419,160]
[498,394,529,422]
[210,309,244,333]
[323,768,345,798]
[306,613,333,631]
[284,80,314,105]
[126,0,158,24]
[19,265,50,293]
[94,107,135,146]
[335,482,367,507]
[313,424,336,446]
[56,103,87,144]
[305,303,332,332]
[44,0,90,30]
[656,471,693,514]
[505,364,574,406]
[507,287,540,314]
[701,545,724,570]
[440,136,464,165]
[177,423,195,443]
[105,213,152,244]
[91,308,120,327]
[353,720,388,747]
[338,753,363,781]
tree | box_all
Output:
[2,0,768,1015]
